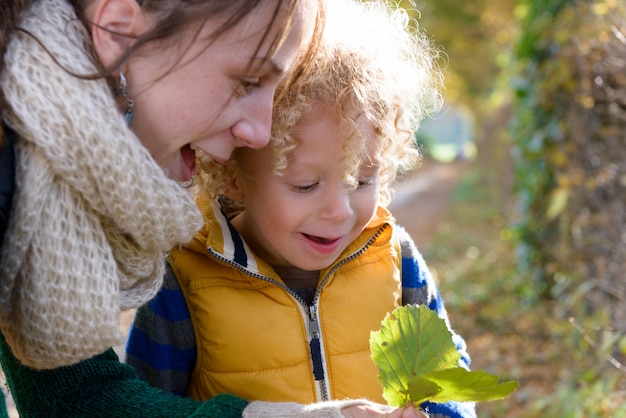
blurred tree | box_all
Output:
[512,0,626,329]
[396,0,517,109]
[387,0,518,174]
[510,1,626,413]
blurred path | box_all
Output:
[389,159,469,249]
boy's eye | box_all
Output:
[291,183,317,193]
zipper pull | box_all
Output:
[308,305,324,381]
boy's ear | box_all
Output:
[217,159,245,201]
[224,177,245,201]
[89,0,148,69]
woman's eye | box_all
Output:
[241,78,261,93]
[357,178,375,188]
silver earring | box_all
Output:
[116,72,134,125]
[178,177,195,189]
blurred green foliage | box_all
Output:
[508,0,626,413]
[510,0,574,297]
[425,165,626,417]
[379,0,626,415]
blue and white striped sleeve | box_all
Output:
[125,263,197,397]
[397,225,477,418]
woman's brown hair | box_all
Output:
[0,0,37,148]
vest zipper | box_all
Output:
[207,251,331,400]
[206,249,310,303]
[305,224,389,401]
[307,304,330,401]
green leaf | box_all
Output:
[405,374,443,404]
[370,305,518,406]
[408,369,519,403]
[370,304,462,406]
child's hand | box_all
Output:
[341,403,427,418]
[243,399,428,417]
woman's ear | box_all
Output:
[88,0,148,69]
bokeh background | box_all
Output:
[389,0,626,416]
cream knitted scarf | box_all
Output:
[0,0,203,369]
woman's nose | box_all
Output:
[231,93,273,149]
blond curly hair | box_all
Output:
[196,0,443,210]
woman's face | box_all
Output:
[125,2,306,181]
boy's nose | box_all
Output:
[319,188,354,222]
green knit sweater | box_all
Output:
[0,334,248,417]
[0,391,6,418]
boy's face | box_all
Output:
[232,106,380,271]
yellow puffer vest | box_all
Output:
[169,199,402,403]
